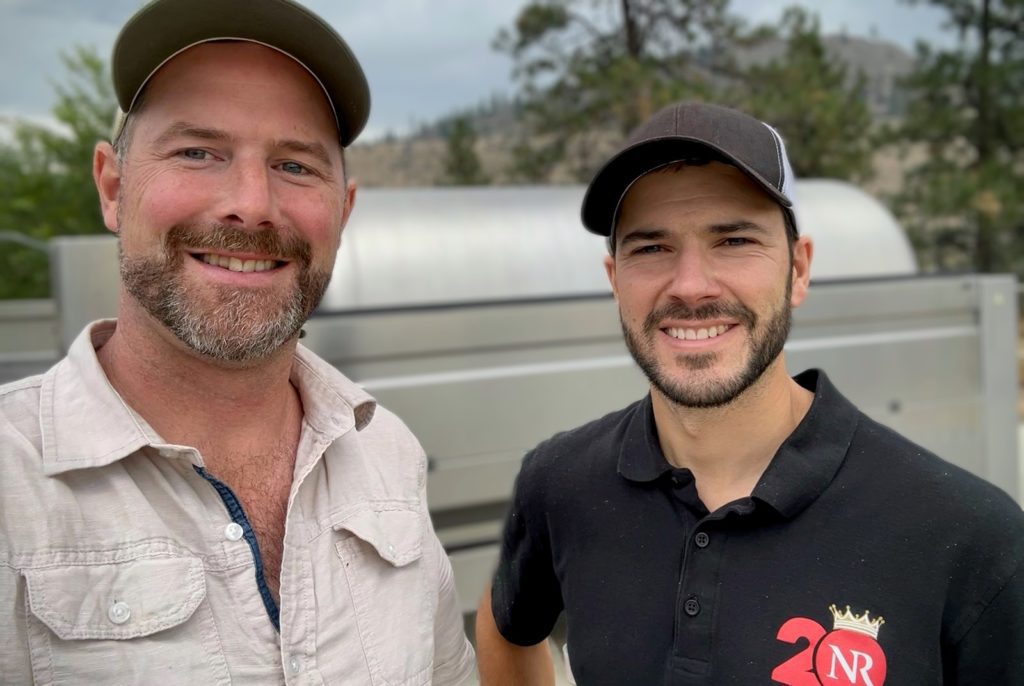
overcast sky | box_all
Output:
[0,0,952,141]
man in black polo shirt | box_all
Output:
[475,102,1024,685]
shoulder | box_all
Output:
[516,398,646,490]
[847,413,1024,588]
[0,373,44,452]
[852,413,1021,521]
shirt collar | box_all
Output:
[617,370,860,519]
[751,369,860,518]
[40,320,377,476]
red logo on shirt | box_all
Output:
[772,605,887,686]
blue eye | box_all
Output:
[280,161,309,175]
[180,149,209,160]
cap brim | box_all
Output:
[581,136,793,237]
[113,0,369,146]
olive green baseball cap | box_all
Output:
[111,0,370,146]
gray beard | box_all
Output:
[120,223,331,363]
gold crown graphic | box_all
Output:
[829,604,885,639]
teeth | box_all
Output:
[200,254,277,273]
[667,325,729,340]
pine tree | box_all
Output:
[892,0,1024,275]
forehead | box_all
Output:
[135,41,338,141]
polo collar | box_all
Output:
[617,370,860,519]
[40,320,376,476]
[751,370,860,518]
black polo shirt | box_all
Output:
[491,370,1024,685]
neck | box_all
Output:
[96,299,303,465]
[651,358,813,512]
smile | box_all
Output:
[665,324,730,341]
[197,253,282,273]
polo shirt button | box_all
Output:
[108,601,131,625]
[684,596,701,617]
[288,655,302,675]
[224,522,244,541]
[695,532,710,548]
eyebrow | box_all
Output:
[707,220,771,235]
[618,228,669,247]
[152,122,230,148]
[275,139,333,170]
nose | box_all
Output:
[665,246,722,305]
[219,155,278,229]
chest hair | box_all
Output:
[210,443,297,605]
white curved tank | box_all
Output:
[320,181,917,312]
[792,179,917,281]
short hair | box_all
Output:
[606,151,798,255]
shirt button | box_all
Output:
[695,532,710,548]
[108,601,131,624]
[224,522,244,541]
[386,543,396,556]
[684,596,701,617]
[288,655,302,675]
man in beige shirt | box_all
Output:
[0,0,475,683]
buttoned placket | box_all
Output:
[278,426,343,685]
[667,471,758,683]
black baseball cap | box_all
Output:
[111,0,370,146]
[581,101,799,238]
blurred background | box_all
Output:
[1,0,1021,296]
[2,4,1021,673]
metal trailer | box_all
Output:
[2,182,1020,616]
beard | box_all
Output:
[119,222,332,363]
[621,280,793,409]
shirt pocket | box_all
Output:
[22,555,231,685]
[334,505,435,686]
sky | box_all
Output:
[0,0,953,142]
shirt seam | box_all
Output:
[950,552,1024,646]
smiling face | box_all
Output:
[605,161,812,408]
[93,41,354,363]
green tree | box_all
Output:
[0,46,116,299]
[440,116,490,185]
[495,0,742,182]
[892,0,1024,275]
[729,7,875,181]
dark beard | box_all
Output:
[120,223,331,362]
[621,283,792,409]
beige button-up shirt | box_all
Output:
[0,321,476,685]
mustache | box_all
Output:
[163,223,312,265]
[643,301,756,334]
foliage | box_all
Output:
[497,0,877,185]
[0,46,115,299]
[728,7,875,181]
[892,0,1024,275]
[439,115,490,185]
[495,0,742,182]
